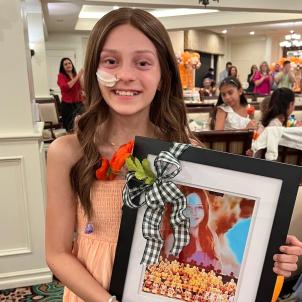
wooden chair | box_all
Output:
[193,129,254,155]
[259,145,302,166]
[35,97,67,142]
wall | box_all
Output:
[226,36,270,84]
[168,30,184,55]
[185,29,225,55]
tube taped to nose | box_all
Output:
[96,70,119,87]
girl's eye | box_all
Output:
[137,60,152,69]
[101,58,118,67]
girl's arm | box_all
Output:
[46,136,115,302]
[214,108,227,130]
[273,235,302,277]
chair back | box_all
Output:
[193,129,254,155]
[259,146,302,166]
[36,97,60,127]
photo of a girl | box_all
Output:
[141,185,256,302]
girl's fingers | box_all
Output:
[273,253,298,264]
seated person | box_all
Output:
[199,77,216,98]
[212,77,258,130]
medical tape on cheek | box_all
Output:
[96,70,119,87]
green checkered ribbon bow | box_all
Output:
[122,142,190,265]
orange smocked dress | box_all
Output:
[63,179,125,302]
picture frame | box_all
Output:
[110,136,302,302]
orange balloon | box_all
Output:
[271,275,284,302]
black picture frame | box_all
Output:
[110,136,302,302]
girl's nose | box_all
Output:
[116,65,136,82]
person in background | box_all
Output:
[293,64,302,93]
[261,87,295,128]
[219,61,232,84]
[212,77,258,130]
[199,77,217,98]
[271,63,281,91]
[203,67,215,83]
[57,57,84,132]
[253,61,273,95]
[246,64,258,93]
[275,60,295,89]
[228,65,239,79]
[46,8,302,302]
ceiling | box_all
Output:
[40,0,302,38]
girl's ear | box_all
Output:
[238,87,243,95]
[157,80,162,91]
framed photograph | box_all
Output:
[110,136,302,302]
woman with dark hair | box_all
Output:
[212,76,258,130]
[246,64,258,93]
[228,65,239,79]
[46,8,302,302]
[57,57,84,131]
[261,87,295,127]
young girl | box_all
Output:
[46,8,302,302]
[262,87,295,128]
[57,58,84,131]
[213,76,258,130]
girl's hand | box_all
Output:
[273,235,302,277]
[246,120,258,129]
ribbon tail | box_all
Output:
[140,207,164,265]
[170,219,190,256]
[168,184,190,256]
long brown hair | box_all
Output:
[70,8,194,218]
[179,187,217,260]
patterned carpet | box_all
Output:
[0,279,63,302]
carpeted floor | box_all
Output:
[0,278,298,301]
[0,279,63,302]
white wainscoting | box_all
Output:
[0,132,52,290]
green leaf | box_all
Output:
[145,177,155,185]
[125,156,137,171]
[134,157,144,173]
[142,159,156,178]
[135,171,146,180]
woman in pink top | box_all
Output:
[253,61,273,95]
[45,8,302,302]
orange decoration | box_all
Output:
[177,51,201,89]
[95,158,109,180]
[247,104,255,117]
[96,140,134,181]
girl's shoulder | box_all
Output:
[217,103,233,113]
[47,134,83,168]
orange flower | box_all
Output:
[253,130,260,140]
[95,158,109,180]
[110,140,134,173]
[247,105,255,116]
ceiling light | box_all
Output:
[250,31,255,35]
[280,31,302,48]
[149,8,218,18]
[222,29,227,34]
